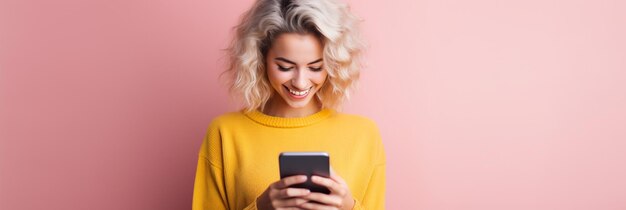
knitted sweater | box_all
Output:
[192,108,386,209]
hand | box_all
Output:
[257,175,311,210]
[299,168,355,210]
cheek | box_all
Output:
[267,68,290,85]
[313,72,328,85]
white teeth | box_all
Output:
[288,87,310,96]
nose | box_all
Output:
[290,68,310,90]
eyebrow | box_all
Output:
[275,57,323,65]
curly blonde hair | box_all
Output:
[224,0,365,112]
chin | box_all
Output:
[285,100,311,109]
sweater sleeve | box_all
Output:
[242,200,259,210]
[352,163,386,209]
[353,121,386,209]
[192,155,228,210]
[192,121,231,210]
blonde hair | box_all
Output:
[224,0,365,112]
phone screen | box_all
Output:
[279,152,330,194]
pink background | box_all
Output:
[1,0,625,209]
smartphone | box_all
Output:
[279,152,330,194]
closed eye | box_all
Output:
[277,65,293,71]
[309,67,322,72]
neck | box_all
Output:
[261,96,322,118]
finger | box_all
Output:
[311,176,344,195]
[302,192,342,207]
[330,173,347,185]
[270,187,310,199]
[329,166,347,185]
[275,208,303,210]
[271,197,309,208]
[274,175,308,189]
[299,201,336,210]
[275,188,311,199]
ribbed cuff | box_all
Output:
[352,197,363,210]
[242,199,258,210]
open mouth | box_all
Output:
[284,85,312,98]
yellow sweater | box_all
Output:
[192,108,386,210]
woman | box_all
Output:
[192,0,385,209]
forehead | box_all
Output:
[269,33,323,62]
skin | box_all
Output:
[261,32,327,118]
[256,33,355,210]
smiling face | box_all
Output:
[265,33,328,114]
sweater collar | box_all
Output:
[244,108,334,128]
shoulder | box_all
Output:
[333,112,386,164]
[329,112,382,137]
[331,112,380,130]
[206,111,249,129]
[199,111,248,156]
